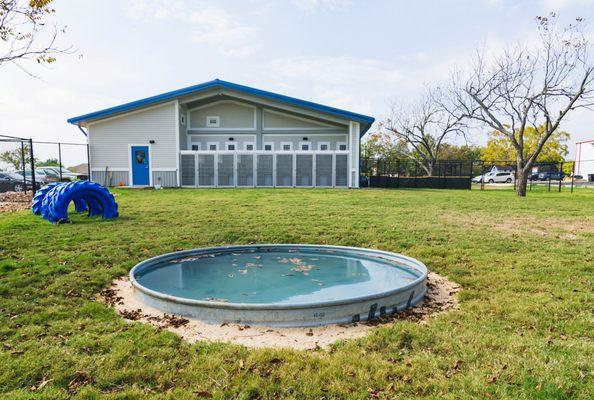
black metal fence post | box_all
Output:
[58,142,63,181]
[558,161,563,192]
[548,173,552,192]
[28,138,36,194]
[20,141,27,193]
[571,162,575,193]
[469,160,473,190]
[480,162,485,191]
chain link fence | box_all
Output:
[0,134,89,194]
[361,157,591,192]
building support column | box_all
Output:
[349,121,360,188]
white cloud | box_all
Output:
[265,56,403,115]
[291,0,353,13]
[541,0,594,10]
[125,1,259,57]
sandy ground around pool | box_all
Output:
[101,272,460,350]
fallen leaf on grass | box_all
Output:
[31,377,53,391]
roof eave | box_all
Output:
[67,79,375,127]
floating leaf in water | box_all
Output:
[238,269,248,274]
[282,273,295,277]
[289,258,302,265]
[291,265,313,273]
[252,255,261,259]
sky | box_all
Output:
[1,0,594,167]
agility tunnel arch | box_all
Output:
[33,181,118,224]
[31,182,88,215]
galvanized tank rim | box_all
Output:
[129,244,429,311]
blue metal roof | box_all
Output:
[67,79,374,132]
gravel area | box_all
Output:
[0,191,32,213]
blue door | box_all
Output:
[131,146,150,185]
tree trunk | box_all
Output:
[516,169,529,196]
[515,156,531,197]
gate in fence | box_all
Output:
[180,150,351,188]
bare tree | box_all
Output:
[0,0,69,76]
[380,91,466,176]
[451,14,594,196]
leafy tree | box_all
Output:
[481,126,569,164]
[0,145,37,170]
[438,144,483,161]
[361,132,410,162]
[37,157,61,166]
[0,0,69,75]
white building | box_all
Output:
[67,80,374,188]
[574,139,594,181]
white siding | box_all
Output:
[188,101,256,129]
[263,109,338,129]
[88,103,177,170]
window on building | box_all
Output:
[191,144,200,151]
[206,116,220,128]
[207,142,218,151]
[264,142,273,151]
[318,142,330,151]
[244,143,255,151]
[281,142,293,151]
[226,142,236,151]
[337,142,347,151]
[299,141,311,151]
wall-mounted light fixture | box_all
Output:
[303,137,308,141]
[149,140,156,144]
[228,137,234,141]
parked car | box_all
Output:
[41,166,87,181]
[23,169,49,185]
[538,171,565,181]
[0,172,40,192]
[35,167,75,182]
[473,171,515,184]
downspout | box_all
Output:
[77,125,92,180]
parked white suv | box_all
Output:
[484,171,515,183]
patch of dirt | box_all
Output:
[440,210,593,241]
[491,215,594,240]
[100,272,459,350]
[0,191,32,213]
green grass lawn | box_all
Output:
[1,188,592,399]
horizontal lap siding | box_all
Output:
[89,103,177,170]
[153,171,177,187]
[91,170,129,186]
